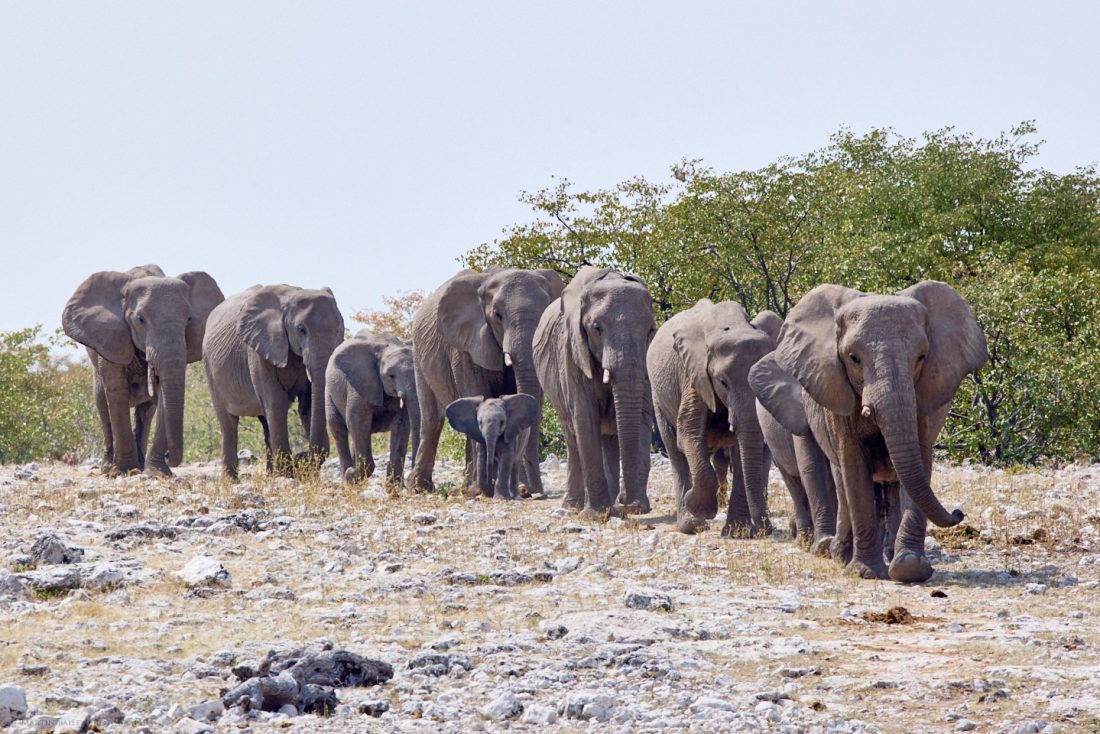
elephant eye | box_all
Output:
[388,373,395,379]
[917,354,926,363]
[848,353,860,365]
[592,323,603,335]
[493,310,503,320]
[719,377,729,388]
[297,325,307,334]
[137,315,146,325]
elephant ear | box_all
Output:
[333,339,385,406]
[436,270,503,371]
[774,284,864,417]
[445,396,485,442]
[534,269,565,300]
[749,352,810,436]
[750,310,783,343]
[177,271,225,363]
[237,286,290,368]
[502,393,540,441]
[562,266,611,380]
[898,280,989,415]
[62,271,135,365]
[671,299,718,412]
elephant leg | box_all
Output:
[829,463,853,564]
[388,410,410,487]
[561,424,585,511]
[880,482,900,563]
[780,469,813,545]
[519,423,544,497]
[92,374,114,464]
[658,412,699,533]
[262,397,294,478]
[679,391,719,522]
[835,435,887,580]
[408,374,442,492]
[143,400,173,478]
[602,433,620,504]
[794,434,837,556]
[722,439,753,538]
[712,448,731,500]
[494,446,516,500]
[474,442,493,497]
[329,407,355,483]
[350,410,376,482]
[573,400,614,517]
[217,411,240,483]
[889,420,937,583]
[257,416,273,473]
[101,363,140,475]
[617,391,654,514]
[132,400,154,471]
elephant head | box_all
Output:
[341,330,421,441]
[563,266,656,501]
[238,285,345,457]
[771,280,987,528]
[671,300,779,528]
[62,265,224,467]
[436,267,564,397]
[445,393,540,492]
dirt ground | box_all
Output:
[1,455,1098,733]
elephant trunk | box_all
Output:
[156,357,187,467]
[612,375,646,507]
[872,380,963,529]
[732,394,770,531]
[402,384,421,468]
[308,356,330,459]
[507,316,544,491]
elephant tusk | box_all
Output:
[861,404,874,419]
[504,352,513,367]
[602,368,611,384]
[147,365,156,398]
[400,397,405,409]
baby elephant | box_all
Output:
[445,394,540,500]
[325,332,420,485]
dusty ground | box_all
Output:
[1,455,1099,733]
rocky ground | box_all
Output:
[1,454,1099,734]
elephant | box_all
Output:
[751,356,838,553]
[752,280,987,582]
[325,330,420,485]
[62,265,224,477]
[444,393,540,499]
[647,300,781,536]
[534,266,656,518]
[202,284,345,481]
[408,267,564,496]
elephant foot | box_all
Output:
[561,494,585,512]
[811,535,834,557]
[143,463,172,479]
[720,520,752,539]
[888,550,935,583]
[846,558,889,580]
[675,514,708,535]
[578,505,619,522]
[615,497,652,516]
[683,488,719,519]
[829,536,853,564]
[343,467,364,484]
[755,516,774,537]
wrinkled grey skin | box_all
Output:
[203,285,345,481]
[754,281,987,583]
[325,330,420,485]
[444,394,540,500]
[534,267,656,519]
[752,369,838,553]
[408,267,563,496]
[648,300,780,537]
[62,265,224,477]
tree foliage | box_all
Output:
[466,123,1100,465]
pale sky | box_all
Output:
[3,2,1098,340]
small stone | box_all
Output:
[176,556,230,588]
[276,703,298,716]
[186,700,224,722]
[358,700,389,717]
[82,563,125,590]
[52,707,92,734]
[174,717,214,734]
[237,449,255,465]
[479,693,523,721]
[90,706,125,727]
[539,621,569,640]
[522,704,558,725]
[1026,583,1048,595]
[412,512,437,526]
[624,590,673,612]
[18,566,82,594]
[955,720,977,731]
[0,685,28,727]
[30,534,84,566]
[116,504,140,518]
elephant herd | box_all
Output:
[62,264,988,583]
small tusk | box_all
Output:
[861,404,874,419]
[504,352,512,367]
[399,397,405,409]
[147,366,156,397]
[729,424,735,433]
[602,368,611,384]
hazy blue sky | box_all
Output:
[3,2,1098,338]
